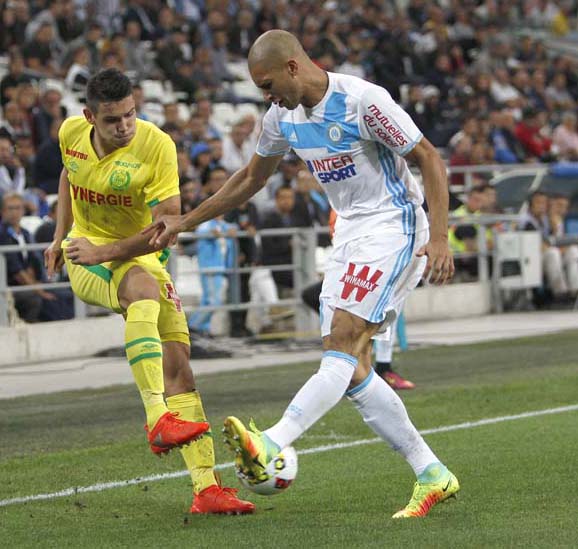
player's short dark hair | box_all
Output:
[86,69,132,113]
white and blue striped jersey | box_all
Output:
[256,72,428,246]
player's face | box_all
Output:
[251,63,301,110]
[85,96,137,150]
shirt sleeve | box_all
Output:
[144,134,180,207]
[358,85,423,156]
[256,107,291,158]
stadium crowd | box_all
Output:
[1,0,578,327]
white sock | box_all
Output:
[265,351,357,449]
[346,369,438,476]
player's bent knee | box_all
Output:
[118,267,160,308]
[329,309,378,353]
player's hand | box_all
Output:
[65,237,104,266]
[416,238,455,285]
[44,240,65,279]
[142,215,184,248]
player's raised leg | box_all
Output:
[162,339,255,515]
[346,341,459,518]
[118,267,209,454]
[224,307,370,482]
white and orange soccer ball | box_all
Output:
[235,446,298,496]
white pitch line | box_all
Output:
[1,403,577,509]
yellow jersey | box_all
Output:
[59,116,179,241]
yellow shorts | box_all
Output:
[63,242,189,345]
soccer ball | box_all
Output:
[235,446,298,496]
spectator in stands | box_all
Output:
[180,178,204,215]
[0,50,31,108]
[448,185,487,280]
[14,134,35,190]
[156,26,191,83]
[162,101,186,131]
[490,67,524,111]
[527,68,552,112]
[25,0,66,54]
[190,47,223,99]
[490,110,527,164]
[192,143,213,181]
[552,112,578,160]
[22,22,61,78]
[253,152,301,213]
[208,137,224,169]
[57,0,83,44]
[132,83,148,121]
[0,102,31,142]
[294,168,331,246]
[520,191,578,301]
[160,122,184,147]
[336,46,366,79]
[211,30,237,84]
[260,186,313,293]
[193,94,221,139]
[221,120,254,174]
[549,194,572,240]
[32,85,65,149]
[35,199,58,244]
[124,0,157,42]
[228,8,258,59]
[225,201,260,337]
[0,192,54,322]
[188,215,237,337]
[153,5,177,43]
[177,146,196,183]
[545,72,576,113]
[202,165,228,198]
[63,21,103,74]
[125,20,154,81]
[0,136,25,196]
[64,44,91,94]
[515,108,553,162]
[33,117,63,195]
[449,135,472,187]
[0,3,27,54]
[185,114,208,151]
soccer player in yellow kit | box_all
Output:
[44,68,254,515]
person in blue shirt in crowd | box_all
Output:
[188,215,237,336]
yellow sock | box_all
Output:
[125,300,167,429]
[166,392,217,494]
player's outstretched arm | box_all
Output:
[65,195,181,265]
[45,168,73,278]
[143,153,283,248]
[405,137,455,285]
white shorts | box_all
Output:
[320,229,428,340]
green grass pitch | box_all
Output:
[1,331,578,548]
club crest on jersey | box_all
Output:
[306,154,357,184]
[67,160,79,173]
[109,169,131,191]
[327,123,343,143]
[340,263,384,302]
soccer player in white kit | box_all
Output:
[145,30,459,518]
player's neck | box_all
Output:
[301,69,329,109]
[90,128,118,159]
